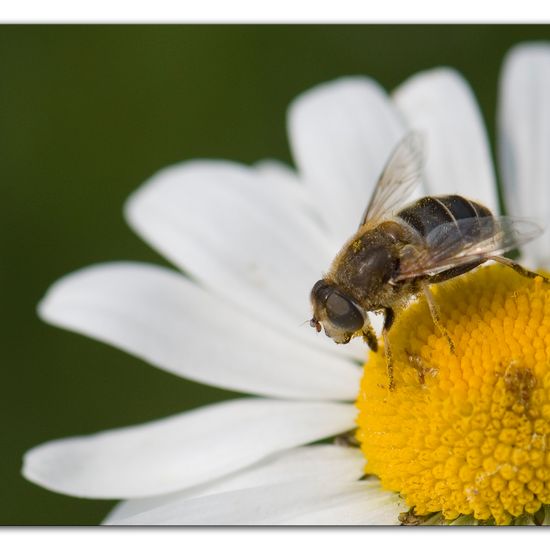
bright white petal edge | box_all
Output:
[394,67,498,213]
[105,445,365,523]
[109,478,405,526]
[23,398,356,499]
[38,262,361,400]
[288,76,407,243]
[498,42,550,267]
[125,159,366,363]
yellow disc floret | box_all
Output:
[355,264,550,525]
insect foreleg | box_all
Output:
[361,316,378,352]
[382,307,395,391]
[489,256,550,283]
[422,282,456,354]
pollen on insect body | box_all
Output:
[355,264,550,525]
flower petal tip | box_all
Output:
[505,42,550,65]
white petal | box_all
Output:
[288,77,405,243]
[394,68,498,212]
[106,444,365,523]
[252,159,309,207]
[498,43,550,266]
[23,398,356,499]
[38,262,361,400]
[126,159,364,362]
[283,479,406,526]
[110,479,404,525]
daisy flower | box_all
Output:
[23,42,550,526]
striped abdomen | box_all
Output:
[396,194,493,238]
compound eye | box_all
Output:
[325,292,364,332]
[310,279,332,303]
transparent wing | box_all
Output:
[394,216,543,281]
[359,131,424,228]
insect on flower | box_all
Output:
[310,132,549,389]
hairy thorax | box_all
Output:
[328,221,421,311]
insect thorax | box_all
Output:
[329,224,408,310]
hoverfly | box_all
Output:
[310,132,547,389]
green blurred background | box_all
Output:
[2,25,550,525]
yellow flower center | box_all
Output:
[355,264,550,525]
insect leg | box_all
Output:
[421,282,456,354]
[489,256,550,283]
[382,307,395,391]
[362,316,378,352]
